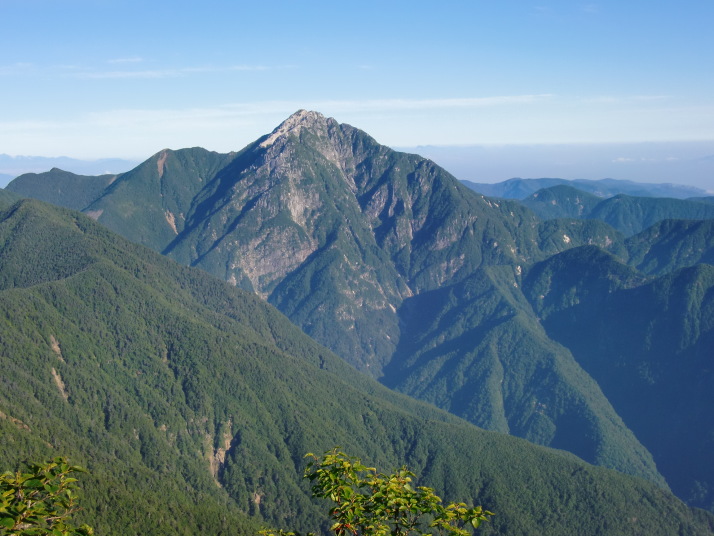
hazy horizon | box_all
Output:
[2,138,711,193]
[2,2,712,166]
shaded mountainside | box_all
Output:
[689,196,714,205]
[0,188,25,210]
[589,194,714,236]
[624,219,714,275]
[521,185,714,236]
[5,111,713,510]
[523,246,714,512]
[380,264,661,485]
[522,186,714,274]
[4,200,713,535]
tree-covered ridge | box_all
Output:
[462,177,708,200]
[1,199,713,535]
[0,189,24,211]
[3,168,116,212]
[520,184,714,236]
[624,219,714,274]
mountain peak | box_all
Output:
[259,109,329,148]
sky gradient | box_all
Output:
[1,1,712,186]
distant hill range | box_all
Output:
[461,177,710,200]
[0,153,139,187]
[5,110,714,514]
[519,184,714,235]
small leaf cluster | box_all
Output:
[261,448,493,536]
[0,458,93,536]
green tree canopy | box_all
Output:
[261,448,493,536]
[0,457,93,536]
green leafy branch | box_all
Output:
[0,457,93,536]
[260,448,493,536]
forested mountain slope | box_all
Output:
[523,246,714,511]
[624,219,714,275]
[4,199,713,534]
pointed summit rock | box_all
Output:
[259,109,333,148]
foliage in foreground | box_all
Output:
[0,457,92,535]
[261,449,493,536]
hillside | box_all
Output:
[589,194,714,235]
[0,188,23,210]
[523,246,714,511]
[5,111,714,510]
[462,177,708,200]
[520,185,604,219]
[4,199,713,534]
[4,167,117,210]
[520,185,714,236]
[625,219,714,275]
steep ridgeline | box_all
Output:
[522,246,714,512]
[4,200,714,535]
[521,184,714,236]
[3,111,705,497]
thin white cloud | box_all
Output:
[71,96,554,123]
[632,95,670,102]
[184,65,271,73]
[74,64,271,79]
[581,96,619,104]
[302,95,554,112]
[582,95,671,104]
[3,95,710,159]
[78,69,181,79]
[613,155,682,163]
[0,96,554,136]
[0,62,35,75]
[107,57,144,64]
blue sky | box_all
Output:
[1,0,713,186]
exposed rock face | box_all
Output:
[152,111,558,373]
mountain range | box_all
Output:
[3,110,714,524]
[520,184,714,235]
[461,177,711,200]
[0,153,140,188]
[3,199,712,534]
